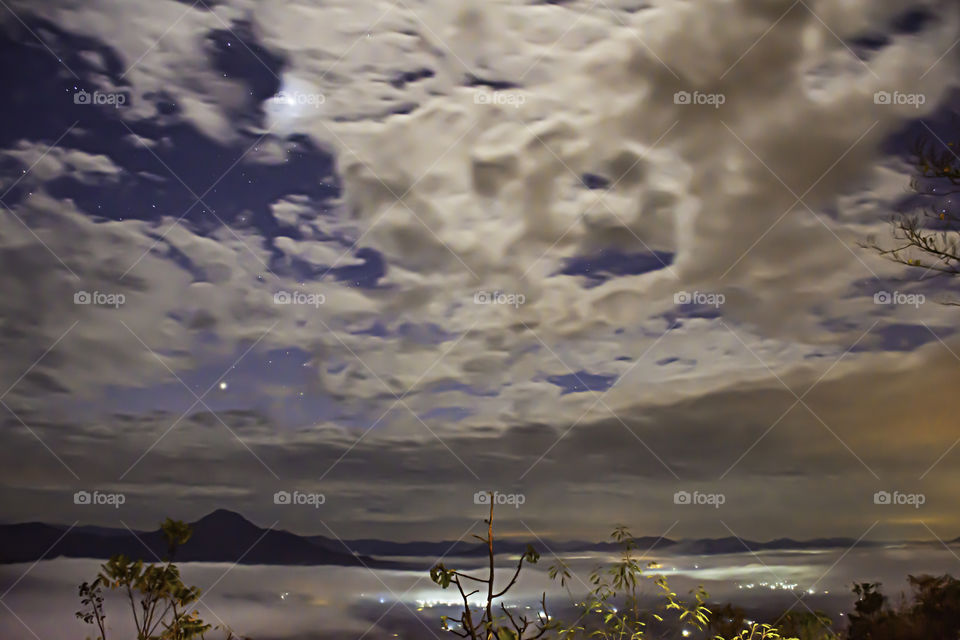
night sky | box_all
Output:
[1,0,960,545]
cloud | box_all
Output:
[3,0,960,536]
[3,337,960,541]
[1,142,122,188]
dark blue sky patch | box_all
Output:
[51,126,337,236]
[0,153,33,204]
[891,7,935,35]
[0,15,340,245]
[819,315,862,336]
[559,248,674,286]
[326,362,348,375]
[0,18,126,147]
[387,103,418,117]
[851,323,954,353]
[546,370,617,395]
[349,320,458,345]
[279,246,386,289]
[900,186,960,222]
[154,243,218,285]
[327,247,386,288]
[656,356,696,367]
[464,74,520,91]
[423,380,500,398]
[847,275,960,308]
[581,173,610,190]
[173,0,222,8]
[149,90,181,117]
[351,320,390,338]
[396,322,459,345]
[880,87,960,159]
[848,33,890,58]
[847,5,937,59]
[206,20,286,103]
[660,304,723,327]
[390,68,435,90]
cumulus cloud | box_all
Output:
[2,0,960,537]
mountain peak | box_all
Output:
[193,509,257,529]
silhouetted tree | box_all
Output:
[775,611,837,640]
[430,494,552,640]
[709,603,749,638]
[76,519,246,640]
[845,575,960,640]
[864,125,960,298]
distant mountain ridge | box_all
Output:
[0,509,890,566]
[320,535,885,558]
[0,509,407,568]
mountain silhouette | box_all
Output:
[0,510,407,568]
[0,510,893,566]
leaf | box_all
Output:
[523,544,540,564]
